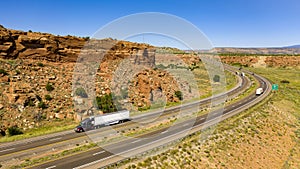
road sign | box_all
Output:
[272,84,278,91]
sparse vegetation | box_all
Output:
[280,80,290,84]
[118,67,300,169]
[0,69,8,75]
[175,91,183,100]
[45,82,54,91]
[75,87,88,98]
[213,74,220,82]
[38,101,47,109]
[37,62,44,67]
[95,93,118,113]
[7,126,23,136]
[44,94,52,101]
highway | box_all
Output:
[0,66,248,161]
[26,69,271,169]
[0,67,272,169]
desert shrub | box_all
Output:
[7,126,23,136]
[280,80,290,84]
[28,100,35,107]
[15,69,21,75]
[175,91,183,100]
[75,87,88,98]
[213,75,220,82]
[45,94,52,101]
[46,82,54,91]
[38,101,47,109]
[37,62,44,67]
[0,69,8,75]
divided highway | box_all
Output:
[28,70,271,169]
[0,66,248,161]
[0,67,272,169]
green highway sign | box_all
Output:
[272,84,278,91]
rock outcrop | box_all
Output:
[0,26,181,133]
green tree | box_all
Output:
[95,93,118,113]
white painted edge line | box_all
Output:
[92,150,105,156]
[46,165,56,169]
[0,148,15,153]
[161,130,168,134]
[131,140,141,144]
[49,137,62,142]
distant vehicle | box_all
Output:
[241,72,245,77]
[235,71,240,75]
[256,88,264,96]
[75,110,130,132]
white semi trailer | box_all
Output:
[75,110,130,132]
[256,88,264,96]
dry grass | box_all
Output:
[116,67,300,169]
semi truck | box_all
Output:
[75,110,130,132]
[256,88,264,96]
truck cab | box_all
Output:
[74,117,94,132]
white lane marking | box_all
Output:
[161,130,168,134]
[200,117,205,120]
[49,137,62,141]
[183,123,189,127]
[131,140,141,144]
[0,148,15,153]
[46,166,56,169]
[92,150,105,156]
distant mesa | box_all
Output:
[283,44,300,48]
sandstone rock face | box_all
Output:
[0,26,176,131]
[0,25,85,62]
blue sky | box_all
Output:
[1,0,300,48]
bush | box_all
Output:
[75,87,88,98]
[28,100,35,107]
[37,62,44,67]
[213,75,220,82]
[45,94,52,101]
[46,82,54,91]
[175,91,183,100]
[7,126,23,136]
[38,101,47,109]
[0,69,8,76]
[280,80,290,84]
